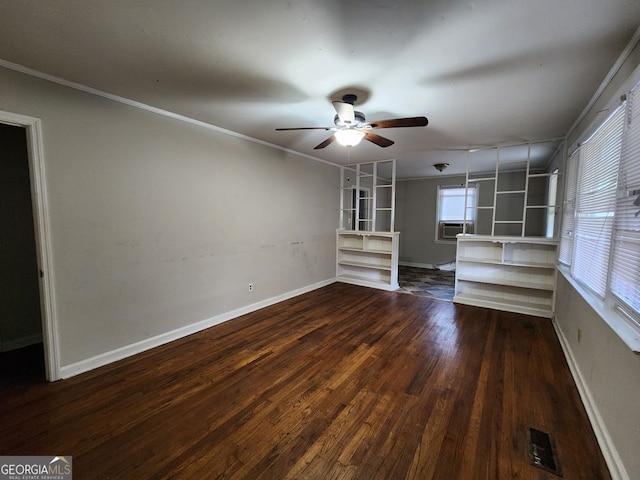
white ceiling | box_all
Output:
[0,1,638,178]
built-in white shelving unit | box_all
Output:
[453,235,558,318]
[336,231,400,291]
[337,159,399,291]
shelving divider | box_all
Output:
[337,159,399,291]
[453,234,558,318]
[336,230,400,291]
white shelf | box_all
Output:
[338,260,392,271]
[339,247,391,255]
[457,257,555,269]
[454,235,558,318]
[528,172,556,178]
[471,176,496,182]
[453,292,553,317]
[336,230,399,291]
[456,274,554,291]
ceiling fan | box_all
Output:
[276,94,428,149]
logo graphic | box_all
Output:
[0,456,72,479]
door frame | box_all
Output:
[1,110,59,381]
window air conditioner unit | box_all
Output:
[439,222,473,239]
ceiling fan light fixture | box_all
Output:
[434,163,449,172]
[334,129,365,147]
[276,94,427,149]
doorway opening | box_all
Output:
[0,123,44,386]
[397,265,456,301]
[0,111,58,382]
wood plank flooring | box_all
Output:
[0,283,610,479]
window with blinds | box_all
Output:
[572,105,625,297]
[611,85,640,324]
[559,78,640,328]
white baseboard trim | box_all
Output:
[399,261,435,269]
[59,278,336,379]
[0,333,43,352]
[552,318,629,480]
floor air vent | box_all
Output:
[527,427,563,476]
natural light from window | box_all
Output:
[437,186,476,222]
[436,185,476,240]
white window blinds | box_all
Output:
[611,87,640,322]
[572,105,625,297]
[559,151,579,265]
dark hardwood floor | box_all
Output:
[0,283,610,479]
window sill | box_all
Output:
[557,266,640,354]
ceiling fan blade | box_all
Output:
[275,126,332,131]
[364,132,394,148]
[314,136,336,149]
[367,116,428,129]
[332,101,355,125]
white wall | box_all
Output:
[554,39,640,480]
[555,274,640,479]
[0,66,338,372]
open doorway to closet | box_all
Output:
[0,111,58,384]
[0,123,45,386]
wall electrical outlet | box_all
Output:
[248,283,254,292]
